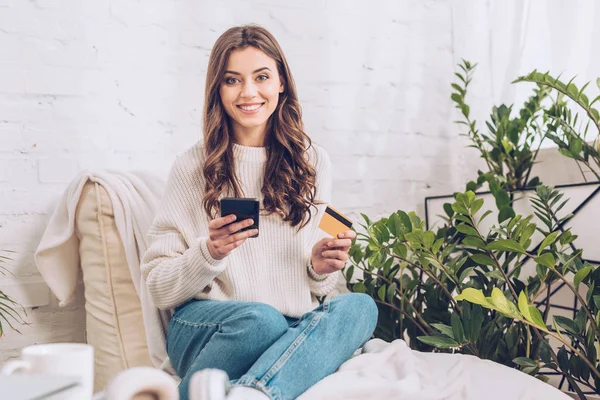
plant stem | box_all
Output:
[372,299,430,336]
[354,264,433,333]
[471,217,519,300]
[392,256,460,312]
[531,329,587,398]
[521,318,600,380]
[526,251,600,342]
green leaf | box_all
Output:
[537,231,559,255]
[528,306,546,329]
[535,253,556,269]
[498,206,516,223]
[494,189,511,208]
[490,287,516,317]
[417,336,459,349]
[377,285,386,301]
[485,270,505,282]
[393,243,408,258]
[513,357,537,367]
[431,323,455,339]
[455,288,493,308]
[456,224,479,237]
[486,239,526,254]
[458,266,475,283]
[553,317,565,341]
[424,257,444,271]
[345,264,355,282]
[353,281,366,293]
[471,198,484,215]
[554,316,579,336]
[465,191,476,206]
[452,202,469,215]
[396,211,412,233]
[423,231,435,249]
[432,238,444,254]
[471,253,495,266]
[386,282,397,302]
[597,77,600,90]
[466,304,484,342]
[463,236,486,249]
[518,291,532,321]
[574,266,592,290]
[387,213,399,236]
[361,213,372,226]
[480,210,493,222]
[443,203,455,218]
[451,313,465,343]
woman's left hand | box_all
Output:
[310,230,356,275]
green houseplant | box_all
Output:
[451,60,550,193]
[344,61,600,397]
[0,249,27,337]
[513,72,600,182]
[345,185,597,397]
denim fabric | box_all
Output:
[167,293,378,400]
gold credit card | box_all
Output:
[318,205,353,237]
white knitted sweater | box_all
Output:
[141,142,340,317]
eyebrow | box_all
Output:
[224,67,272,75]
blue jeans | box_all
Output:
[167,293,378,400]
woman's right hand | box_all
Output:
[206,215,258,260]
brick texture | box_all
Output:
[2,0,598,368]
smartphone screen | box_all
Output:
[220,197,260,238]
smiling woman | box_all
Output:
[140,25,378,400]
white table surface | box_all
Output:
[0,374,80,400]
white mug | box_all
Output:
[1,343,94,400]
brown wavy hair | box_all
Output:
[202,25,319,229]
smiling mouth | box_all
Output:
[237,103,264,112]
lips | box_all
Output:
[236,103,264,114]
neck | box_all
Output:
[231,122,267,147]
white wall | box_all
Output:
[1,0,599,363]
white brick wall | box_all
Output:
[1,0,599,366]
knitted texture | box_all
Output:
[141,142,340,316]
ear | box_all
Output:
[279,77,285,93]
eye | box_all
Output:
[256,74,269,81]
[224,77,239,85]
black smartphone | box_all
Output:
[220,197,260,238]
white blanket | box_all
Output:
[35,171,571,399]
[300,338,570,400]
[34,170,174,374]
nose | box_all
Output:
[240,80,258,99]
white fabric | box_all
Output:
[300,339,570,400]
[34,170,174,374]
[140,142,340,316]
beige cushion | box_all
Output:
[75,181,153,392]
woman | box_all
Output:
[141,25,378,400]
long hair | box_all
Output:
[202,25,318,229]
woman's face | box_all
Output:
[220,47,284,141]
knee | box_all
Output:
[332,293,378,338]
[235,303,288,342]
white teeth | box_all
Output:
[239,104,262,111]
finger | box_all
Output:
[218,237,248,254]
[211,218,255,239]
[325,238,352,249]
[209,214,238,230]
[337,230,356,240]
[327,259,345,271]
[321,250,348,261]
[223,228,259,245]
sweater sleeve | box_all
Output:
[306,146,342,297]
[141,156,227,310]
